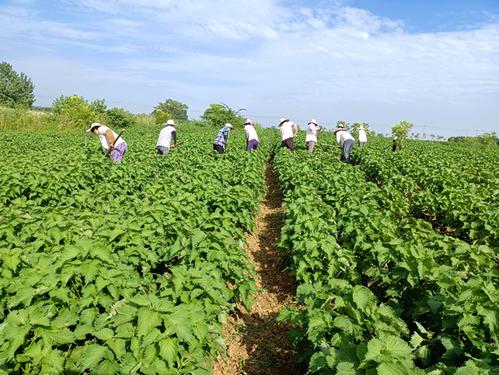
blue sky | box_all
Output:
[1,0,498,137]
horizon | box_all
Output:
[1,0,498,137]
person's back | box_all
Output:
[279,117,296,150]
[336,128,354,147]
[305,119,321,152]
[157,120,177,155]
[244,119,259,151]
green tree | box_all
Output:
[391,120,413,150]
[0,62,35,108]
[52,95,102,128]
[479,132,497,147]
[201,103,245,127]
[106,107,135,128]
[90,99,107,114]
[152,99,188,122]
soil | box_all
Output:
[213,163,301,375]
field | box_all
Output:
[0,124,497,374]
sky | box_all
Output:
[1,0,498,137]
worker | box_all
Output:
[334,123,355,163]
[305,119,322,152]
[156,119,177,155]
[244,119,259,151]
[86,122,127,163]
[278,117,298,150]
[358,124,367,148]
[213,123,233,153]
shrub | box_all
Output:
[51,95,104,128]
[106,107,135,128]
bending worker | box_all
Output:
[305,119,322,152]
[86,122,127,163]
[213,123,234,154]
[157,119,177,155]
[244,119,259,151]
[334,123,355,163]
[278,117,298,150]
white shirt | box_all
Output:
[96,126,125,150]
[336,129,354,148]
[279,121,295,141]
[244,124,259,142]
[358,129,367,143]
[157,126,176,147]
[306,123,321,143]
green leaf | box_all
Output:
[308,351,327,373]
[137,307,161,337]
[410,332,424,349]
[336,361,356,375]
[78,344,109,371]
[94,327,114,341]
[158,338,177,367]
[352,285,375,312]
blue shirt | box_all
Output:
[213,127,230,148]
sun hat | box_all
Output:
[279,117,289,126]
[165,119,175,126]
[224,123,234,129]
[308,119,318,126]
[244,119,253,125]
[86,122,101,132]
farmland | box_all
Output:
[0,125,498,374]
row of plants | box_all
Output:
[351,139,499,248]
[0,124,275,373]
[274,142,498,374]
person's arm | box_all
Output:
[224,128,229,143]
[171,130,177,146]
[104,129,116,149]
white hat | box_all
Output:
[308,119,318,126]
[244,119,253,125]
[224,123,233,129]
[86,122,101,132]
[165,119,175,126]
[279,117,289,126]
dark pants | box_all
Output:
[281,137,294,150]
[306,141,316,152]
[342,139,354,162]
[156,145,170,155]
[247,139,259,151]
[213,143,225,154]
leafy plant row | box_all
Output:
[273,144,498,374]
[0,125,275,374]
[351,139,499,248]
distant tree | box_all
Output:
[0,61,35,108]
[391,120,413,150]
[479,132,497,147]
[52,95,102,128]
[107,107,135,128]
[152,99,188,123]
[201,103,245,127]
[90,99,107,114]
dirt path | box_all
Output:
[213,163,300,375]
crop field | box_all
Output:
[0,125,497,374]
[275,136,498,374]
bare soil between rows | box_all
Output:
[213,163,301,375]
